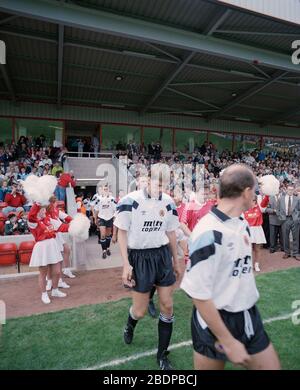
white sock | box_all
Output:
[59,278,63,283]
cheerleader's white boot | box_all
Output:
[41,292,51,304]
[58,278,70,289]
[51,288,67,298]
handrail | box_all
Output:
[65,151,113,158]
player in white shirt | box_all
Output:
[93,184,116,259]
[181,164,280,370]
[114,170,181,370]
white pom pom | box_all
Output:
[68,213,90,242]
[259,175,280,196]
[22,175,57,205]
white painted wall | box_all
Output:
[219,0,300,24]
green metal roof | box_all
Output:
[0,0,300,128]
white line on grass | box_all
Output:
[84,312,293,370]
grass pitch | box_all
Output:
[0,268,299,370]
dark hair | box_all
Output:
[219,165,255,199]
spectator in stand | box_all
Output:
[23,161,32,175]
[17,211,30,234]
[127,140,138,160]
[57,146,68,165]
[148,141,155,157]
[17,166,28,181]
[17,143,29,159]
[29,166,40,177]
[12,165,19,182]
[4,212,18,235]
[51,161,64,177]
[17,136,28,148]
[77,139,84,157]
[92,134,100,157]
[55,170,76,202]
[154,142,162,161]
[42,165,50,176]
[39,151,52,168]
[3,183,26,215]
[0,180,10,201]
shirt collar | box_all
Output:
[211,206,231,222]
[143,188,162,201]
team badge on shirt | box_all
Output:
[159,210,165,217]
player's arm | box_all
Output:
[114,196,134,287]
[166,230,181,280]
[180,221,191,237]
[92,204,99,224]
[117,229,134,288]
[193,298,250,367]
[112,224,118,243]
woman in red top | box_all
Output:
[28,203,64,304]
[244,195,269,272]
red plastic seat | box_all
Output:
[0,242,18,266]
[0,202,7,211]
[18,241,35,265]
[56,201,65,211]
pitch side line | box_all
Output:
[84,312,293,370]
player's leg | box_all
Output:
[156,285,175,369]
[194,351,225,370]
[148,285,157,318]
[247,343,281,370]
[105,225,113,256]
[99,225,107,258]
[124,291,150,344]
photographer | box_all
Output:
[2,183,26,215]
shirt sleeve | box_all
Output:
[165,201,180,232]
[113,196,134,231]
[180,229,222,300]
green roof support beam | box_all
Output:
[206,70,288,121]
[0,0,299,74]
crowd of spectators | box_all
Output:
[0,135,73,235]
[115,140,300,193]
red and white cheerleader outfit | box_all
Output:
[244,195,269,245]
[28,204,63,267]
[47,204,72,252]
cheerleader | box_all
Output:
[28,203,65,304]
[244,195,269,272]
[45,196,75,291]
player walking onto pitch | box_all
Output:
[93,184,116,259]
[114,169,181,370]
[181,165,281,370]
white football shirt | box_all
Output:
[93,195,116,221]
[114,189,180,249]
[181,207,259,313]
